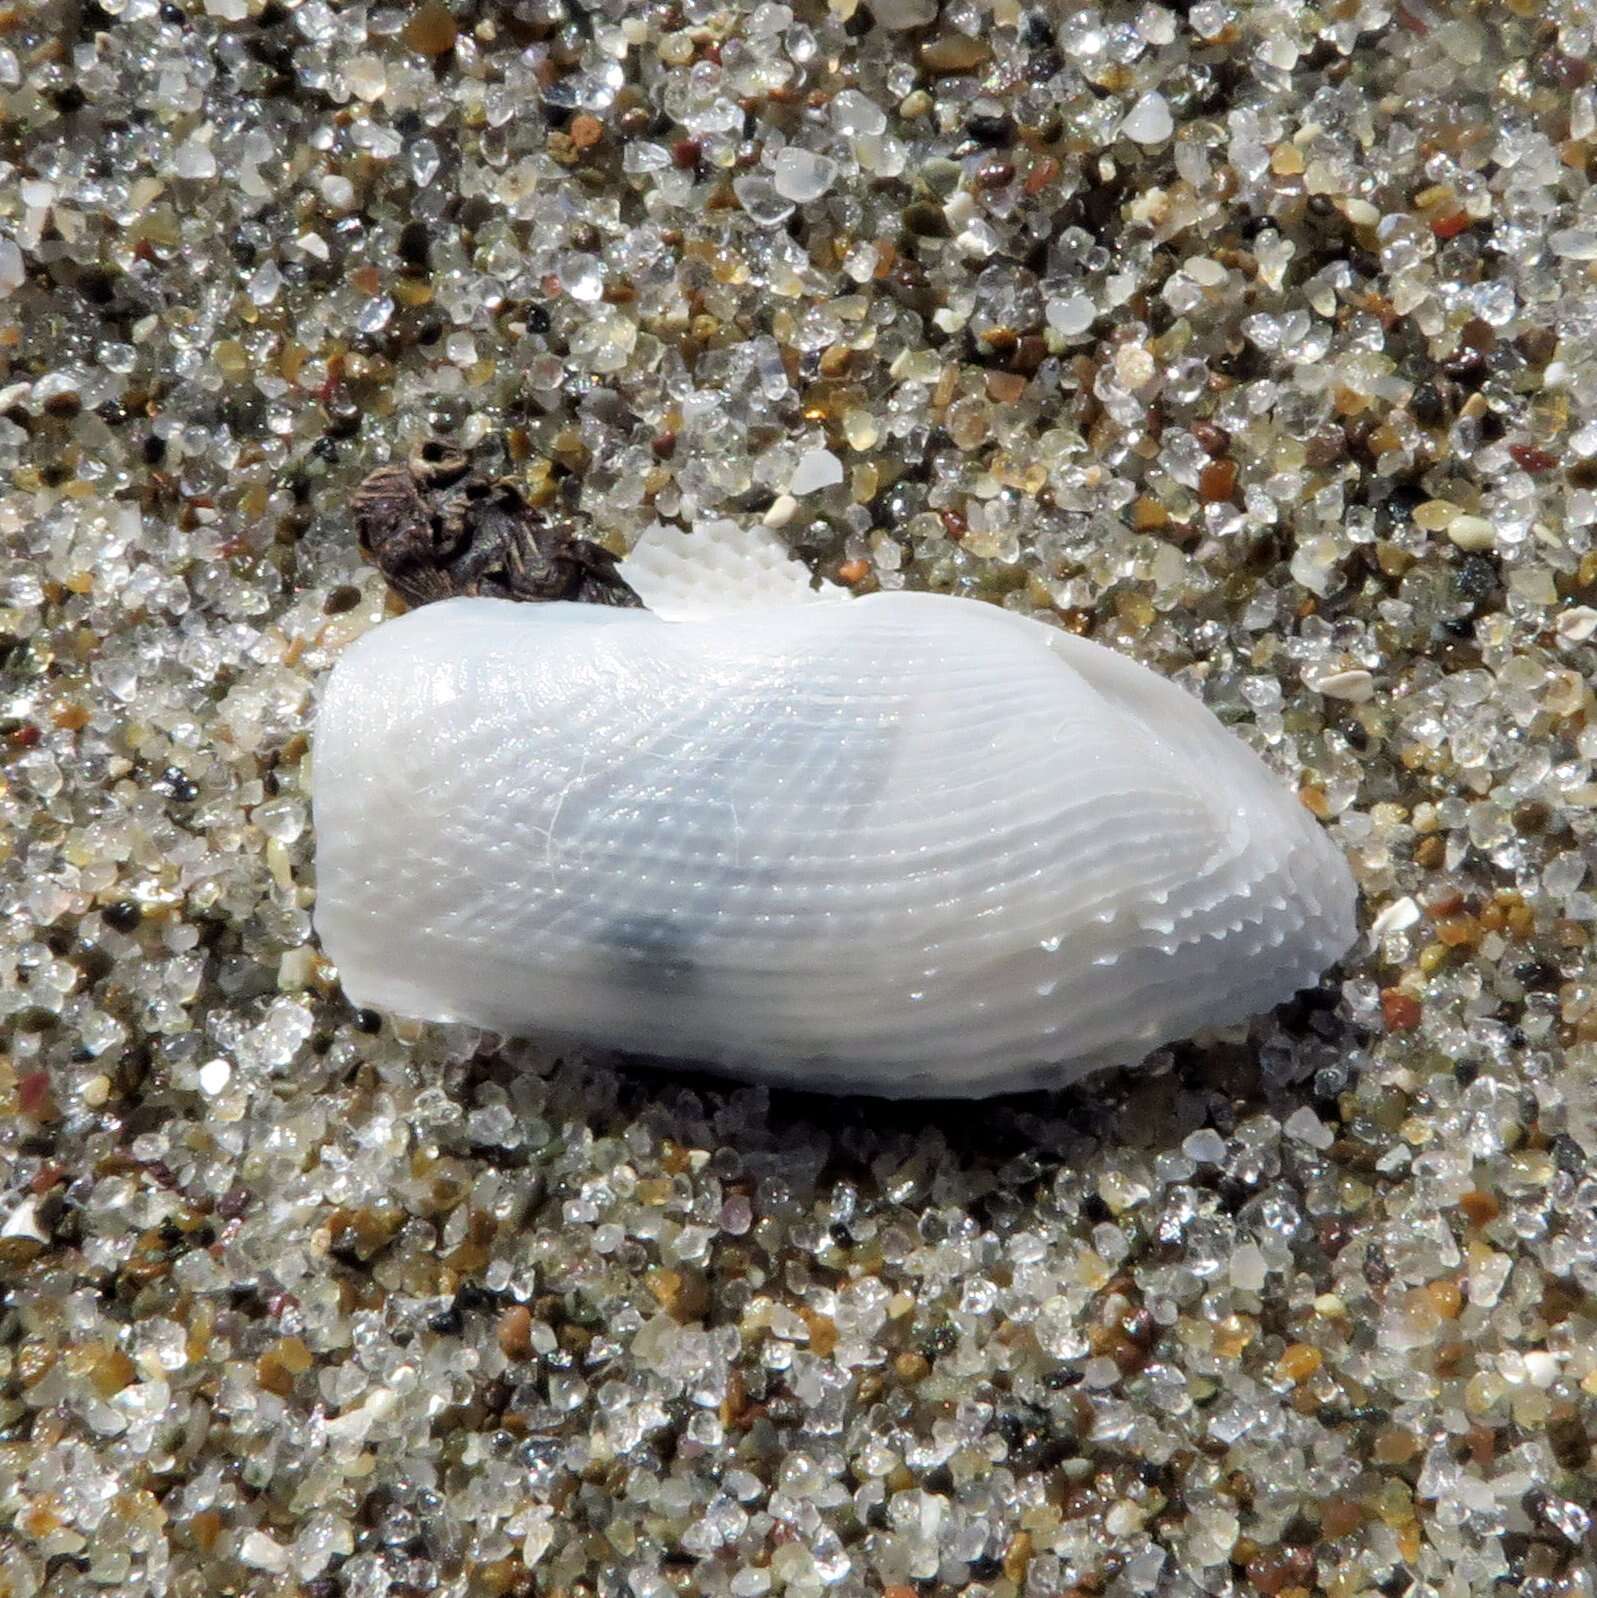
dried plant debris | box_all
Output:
[354,440,642,609]
[1,2,1595,1596]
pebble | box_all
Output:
[788,448,843,495]
[870,0,937,28]
[1230,1243,1268,1291]
[239,1533,289,1575]
[1182,1128,1229,1165]
[1445,514,1497,551]
[1284,1106,1335,1150]
[773,149,839,204]
[831,90,887,137]
[0,237,22,297]
[1549,227,1597,261]
[403,2,458,53]
[762,493,799,528]
[1,1195,47,1244]
[1310,668,1376,702]
[1556,606,1597,643]
[1047,293,1096,335]
[1370,896,1422,939]
[918,34,992,74]
[198,1058,232,1096]
[173,138,218,180]
[732,174,794,227]
[1121,92,1174,145]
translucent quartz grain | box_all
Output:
[772,148,839,203]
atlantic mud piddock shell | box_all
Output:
[312,519,1357,1097]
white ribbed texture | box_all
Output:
[620,517,842,620]
[313,572,1356,1096]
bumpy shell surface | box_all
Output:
[313,568,1357,1096]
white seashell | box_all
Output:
[312,521,1357,1096]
